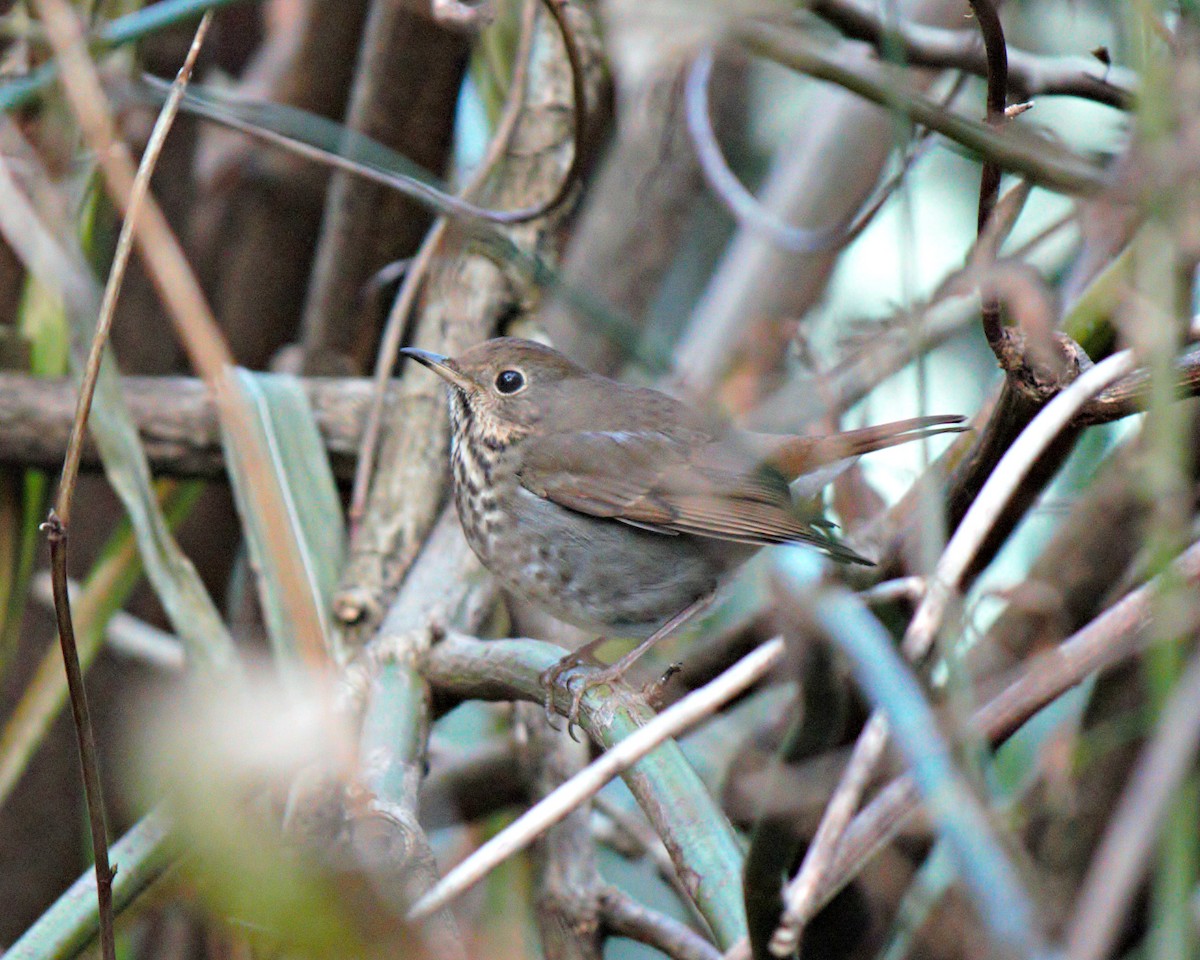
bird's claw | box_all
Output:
[539,649,614,741]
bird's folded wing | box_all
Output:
[517,429,868,561]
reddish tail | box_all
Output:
[770,414,968,477]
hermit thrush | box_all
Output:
[403,338,963,715]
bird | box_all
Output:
[402,337,964,720]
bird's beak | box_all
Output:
[401,347,474,393]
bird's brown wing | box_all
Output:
[516,429,870,562]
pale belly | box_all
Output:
[457,484,745,637]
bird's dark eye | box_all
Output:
[494,369,525,395]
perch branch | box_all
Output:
[410,638,784,920]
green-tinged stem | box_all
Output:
[421,634,749,949]
[5,808,176,960]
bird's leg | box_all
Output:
[539,635,609,727]
[541,594,715,733]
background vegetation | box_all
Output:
[0,1,1193,959]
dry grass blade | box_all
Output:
[34,0,328,667]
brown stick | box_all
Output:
[0,373,394,479]
[809,0,1135,109]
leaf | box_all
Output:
[0,0,259,113]
[221,370,346,665]
[0,483,201,809]
[0,139,237,674]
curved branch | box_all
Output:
[809,0,1135,110]
[737,21,1110,197]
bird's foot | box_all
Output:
[538,645,622,741]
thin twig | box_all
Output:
[769,712,889,955]
[904,348,1136,658]
[599,886,722,960]
[408,638,785,920]
[824,536,1200,916]
[55,12,211,528]
[38,18,210,960]
[772,347,1138,951]
[785,574,1046,957]
[35,0,329,666]
[140,0,586,230]
[808,0,1136,110]
[40,519,114,960]
[687,44,935,257]
[350,0,540,528]
[858,576,926,605]
[967,0,1009,353]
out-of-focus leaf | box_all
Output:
[0,483,200,809]
[132,671,414,960]
[0,147,237,674]
[0,0,259,113]
[221,370,345,664]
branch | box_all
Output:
[816,536,1200,920]
[809,0,1136,110]
[599,887,721,960]
[736,20,1110,197]
[418,633,764,948]
[0,373,394,479]
[967,0,1009,353]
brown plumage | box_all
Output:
[403,337,964,639]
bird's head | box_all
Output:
[401,337,589,439]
